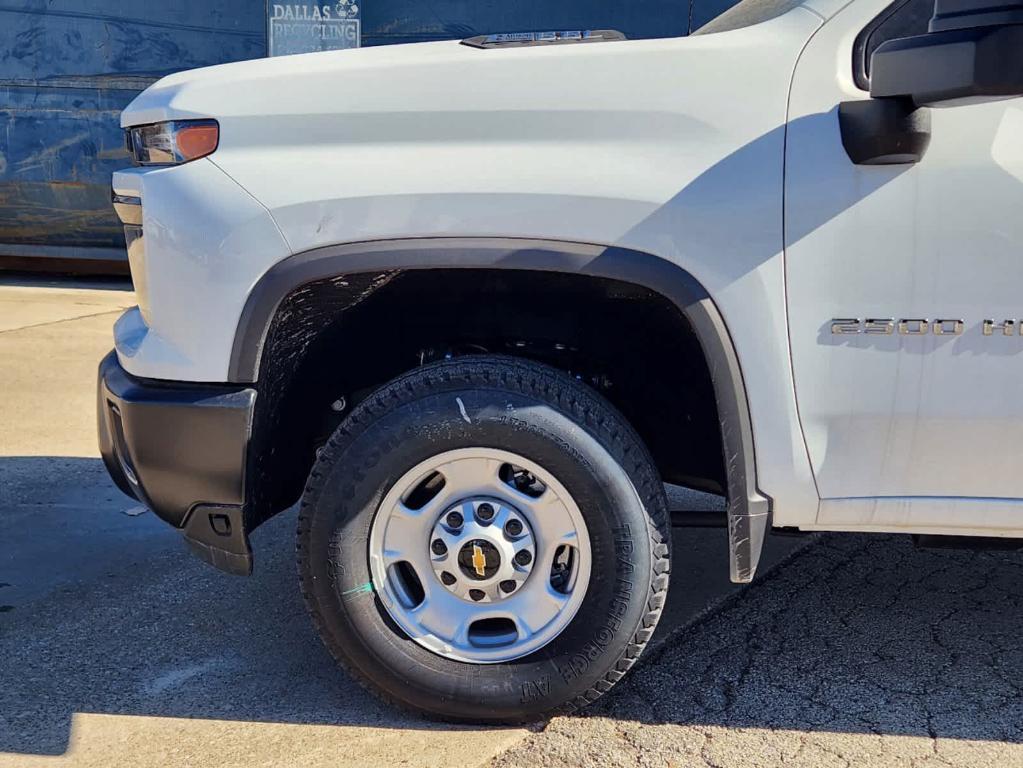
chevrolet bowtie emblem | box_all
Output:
[471,544,487,577]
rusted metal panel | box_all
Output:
[361,0,692,44]
[1,80,136,249]
[0,1,265,261]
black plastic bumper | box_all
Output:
[97,351,257,575]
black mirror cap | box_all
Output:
[839,98,932,165]
[930,0,1023,32]
[870,24,1023,106]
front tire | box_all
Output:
[297,356,670,722]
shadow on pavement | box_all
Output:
[588,534,1023,747]
[3,457,1021,757]
[2,457,453,756]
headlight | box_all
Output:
[126,120,219,166]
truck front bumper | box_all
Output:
[97,351,257,575]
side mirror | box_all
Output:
[871,0,1023,106]
[840,0,1023,165]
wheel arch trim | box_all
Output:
[229,237,771,582]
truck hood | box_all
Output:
[121,14,820,130]
[123,39,517,127]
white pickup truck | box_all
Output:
[97,0,1023,721]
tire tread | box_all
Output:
[296,355,670,723]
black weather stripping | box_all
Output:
[461,30,626,49]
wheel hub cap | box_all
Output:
[367,448,591,664]
[433,499,535,602]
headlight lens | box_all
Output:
[126,120,219,166]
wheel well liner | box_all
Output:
[231,238,771,582]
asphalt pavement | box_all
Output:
[0,278,800,767]
[4,277,1020,768]
[493,534,1023,767]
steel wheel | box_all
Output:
[368,447,591,663]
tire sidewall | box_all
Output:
[300,369,664,721]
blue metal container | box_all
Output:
[0,0,725,265]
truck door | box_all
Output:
[784,0,1023,532]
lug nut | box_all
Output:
[514,549,532,567]
[469,589,486,602]
[504,518,523,537]
[500,580,517,594]
[431,539,448,556]
[440,571,456,586]
[476,503,495,523]
[445,511,464,529]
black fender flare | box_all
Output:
[229,237,771,582]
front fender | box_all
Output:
[230,237,771,582]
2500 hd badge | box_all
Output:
[831,319,1023,336]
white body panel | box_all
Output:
[813,498,1023,537]
[116,14,824,525]
[112,0,1023,538]
[111,163,290,379]
[785,0,1023,529]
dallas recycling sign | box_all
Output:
[269,2,361,56]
